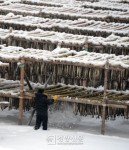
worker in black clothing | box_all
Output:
[34,88,58,130]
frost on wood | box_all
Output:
[0,3,129,23]
[0,14,129,37]
[0,45,129,69]
[0,28,129,55]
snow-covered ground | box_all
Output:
[0,107,129,150]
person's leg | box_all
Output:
[42,115,48,130]
[34,114,42,130]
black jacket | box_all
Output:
[35,93,54,115]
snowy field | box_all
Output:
[0,107,129,150]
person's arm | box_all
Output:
[33,94,37,109]
[44,95,58,105]
[44,95,54,105]
[46,98,54,105]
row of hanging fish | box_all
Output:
[0,45,129,90]
[50,102,129,119]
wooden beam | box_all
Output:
[58,97,127,108]
[101,60,108,135]
[18,59,25,125]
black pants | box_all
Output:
[35,114,48,130]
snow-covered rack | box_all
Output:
[82,1,129,12]
[0,28,86,51]
[0,76,129,134]
[0,28,129,55]
[0,3,129,23]
[0,45,129,91]
[21,0,64,7]
[0,45,129,69]
[0,61,9,109]
[22,0,129,12]
[0,14,129,37]
[0,46,129,90]
[21,0,83,7]
[0,75,129,126]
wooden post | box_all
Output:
[57,42,62,49]
[101,59,109,135]
[39,8,42,17]
[18,59,25,125]
[8,27,13,46]
[82,37,88,51]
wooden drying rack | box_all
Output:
[14,58,129,135]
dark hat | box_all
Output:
[37,88,44,93]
